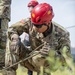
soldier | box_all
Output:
[24,0,39,75]
[21,0,39,47]
[0,0,11,54]
[28,0,39,13]
[0,0,11,49]
[8,3,72,75]
[0,0,11,70]
[0,0,14,75]
[20,1,39,75]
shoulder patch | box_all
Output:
[20,19,26,24]
[20,18,30,24]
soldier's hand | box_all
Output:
[10,40,20,54]
[40,45,50,56]
[10,34,21,54]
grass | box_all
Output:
[16,64,75,75]
[0,46,75,75]
[0,63,75,75]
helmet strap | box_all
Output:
[43,22,52,37]
[44,23,51,31]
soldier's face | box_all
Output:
[28,6,34,13]
[34,24,48,33]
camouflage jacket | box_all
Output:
[8,18,71,56]
[0,0,11,20]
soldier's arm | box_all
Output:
[8,18,30,52]
[58,31,73,69]
[8,18,30,38]
[59,32,71,56]
[7,18,30,61]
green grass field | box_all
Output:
[16,64,75,75]
[0,64,75,75]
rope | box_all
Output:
[3,43,44,70]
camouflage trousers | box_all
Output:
[0,18,8,49]
[0,18,16,75]
[0,18,9,64]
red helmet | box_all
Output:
[28,0,39,7]
[31,3,54,25]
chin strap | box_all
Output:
[43,23,52,37]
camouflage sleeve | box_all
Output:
[8,18,30,39]
[39,43,51,57]
[59,32,71,55]
[37,32,71,71]
[57,31,73,67]
[0,0,11,20]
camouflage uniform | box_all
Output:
[8,18,71,74]
[0,0,15,75]
[0,0,11,61]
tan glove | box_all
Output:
[40,44,50,57]
[10,34,21,54]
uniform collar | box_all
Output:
[42,22,55,37]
